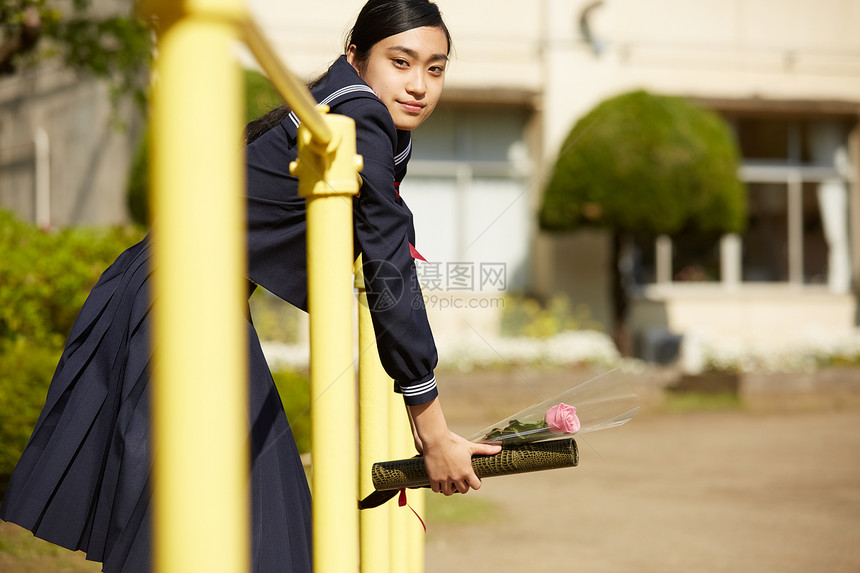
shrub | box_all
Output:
[271,369,311,454]
[540,90,745,235]
[249,288,304,344]
[0,340,60,482]
[0,210,142,477]
[499,293,602,338]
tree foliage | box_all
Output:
[0,0,152,108]
[127,68,284,226]
[539,90,746,236]
[244,68,286,125]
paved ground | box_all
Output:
[427,405,860,573]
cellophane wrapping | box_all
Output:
[469,369,639,445]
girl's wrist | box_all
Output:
[407,398,449,448]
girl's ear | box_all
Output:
[346,44,359,69]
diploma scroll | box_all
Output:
[370,438,579,491]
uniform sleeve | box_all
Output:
[342,98,439,406]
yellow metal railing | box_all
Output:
[356,258,426,573]
[356,259,391,573]
[293,109,362,573]
[141,2,249,573]
[138,0,424,572]
[141,1,357,572]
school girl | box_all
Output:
[0,0,499,571]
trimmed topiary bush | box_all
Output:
[539,90,745,352]
[540,90,745,235]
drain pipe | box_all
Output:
[34,126,50,230]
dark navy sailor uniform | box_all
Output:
[0,55,438,572]
[246,55,438,405]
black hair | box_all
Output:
[346,0,451,72]
[245,0,450,145]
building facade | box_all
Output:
[3,0,857,357]
[251,0,859,352]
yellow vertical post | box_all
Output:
[388,392,412,572]
[407,487,426,573]
[140,0,249,572]
[291,114,363,573]
[356,257,391,573]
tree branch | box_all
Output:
[0,7,41,75]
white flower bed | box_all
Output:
[260,330,628,373]
[700,328,860,373]
[437,330,624,372]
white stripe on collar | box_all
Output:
[394,137,411,166]
[288,84,377,128]
[287,83,410,167]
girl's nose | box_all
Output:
[406,71,426,96]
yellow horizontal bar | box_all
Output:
[138,2,332,146]
[137,0,249,30]
[242,19,333,146]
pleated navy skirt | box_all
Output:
[0,238,312,573]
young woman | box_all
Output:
[0,1,499,571]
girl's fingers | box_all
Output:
[471,442,502,456]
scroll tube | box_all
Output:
[371,438,578,491]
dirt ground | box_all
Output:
[3,370,859,573]
[428,402,860,573]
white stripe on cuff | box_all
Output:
[400,376,437,396]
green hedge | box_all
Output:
[0,210,143,478]
[0,210,311,485]
[271,369,311,454]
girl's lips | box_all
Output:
[398,101,425,114]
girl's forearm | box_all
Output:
[406,397,449,448]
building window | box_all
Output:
[403,103,533,290]
[742,181,789,282]
[633,114,855,292]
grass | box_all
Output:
[425,492,500,526]
[0,522,100,573]
[660,391,742,414]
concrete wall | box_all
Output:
[631,285,857,343]
[0,1,144,228]
[0,67,142,227]
[540,0,860,157]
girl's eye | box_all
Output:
[393,58,409,68]
[429,66,445,75]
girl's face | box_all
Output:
[347,26,449,131]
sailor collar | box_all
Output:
[284,55,412,168]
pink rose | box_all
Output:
[545,403,580,434]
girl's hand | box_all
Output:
[406,396,501,495]
[421,431,501,496]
